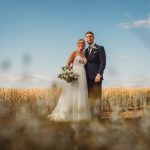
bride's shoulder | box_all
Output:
[69,50,76,57]
[67,50,77,66]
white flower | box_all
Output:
[58,65,80,83]
[90,43,98,50]
[91,45,97,49]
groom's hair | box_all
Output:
[85,31,94,37]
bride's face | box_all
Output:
[77,40,85,51]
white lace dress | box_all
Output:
[47,55,91,121]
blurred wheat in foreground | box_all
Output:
[0,87,150,150]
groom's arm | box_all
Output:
[97,46,106,76]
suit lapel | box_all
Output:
[88,43,96,58]
[85,48,90,58]
[87,47,91,59]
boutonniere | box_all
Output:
[90,45,97,49]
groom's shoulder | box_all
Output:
[95,44,105,50]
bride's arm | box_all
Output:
[66,51,76,68]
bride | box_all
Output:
[47,39,91,121]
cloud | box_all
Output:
[0,73,150,88]
[0,72,58,88]
[104,76,150,87]
[118,16,150,29]
[0,73,51,83]
[124,76,150,87]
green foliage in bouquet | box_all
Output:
[58,66,80,83]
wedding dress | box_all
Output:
[47,54,91,121]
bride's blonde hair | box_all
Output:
[67,39,85,67]
[77,39,85,45]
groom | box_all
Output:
[84,31,106,119]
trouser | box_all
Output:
[87,79,103,119]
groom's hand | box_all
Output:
[95,74,102,83]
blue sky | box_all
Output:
[0,0,150,88]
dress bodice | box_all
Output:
[73,55,87,67]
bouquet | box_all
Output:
[58,66,80,83]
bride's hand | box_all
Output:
[69,66,73,70]
[67,64,73,69]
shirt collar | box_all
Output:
[89,43,95,48]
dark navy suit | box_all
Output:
[85,44,106,90]
[85,43,106,119]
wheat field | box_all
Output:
[0,87,150,117]
[0,87,150,150]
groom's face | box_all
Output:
[85,33,94,45]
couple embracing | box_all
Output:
[47,31,106,121]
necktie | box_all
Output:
[89,47,93,55]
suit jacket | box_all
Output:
[85,43,106,81]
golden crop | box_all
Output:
[0,87,149,118]
[0,87,150,149]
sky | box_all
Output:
[0,0,150,88]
